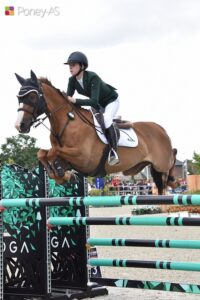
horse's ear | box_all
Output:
[15,73,26,85]
[30,70,38,84]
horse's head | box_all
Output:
[15,70,46,133]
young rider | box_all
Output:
[64,51,120,166]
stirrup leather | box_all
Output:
[108,148,120,166]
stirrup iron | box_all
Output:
[108,148,120,166]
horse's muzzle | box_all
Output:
[15,122,30,133]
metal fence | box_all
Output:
[108,185,152,196]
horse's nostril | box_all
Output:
[20,122,30,133]
[20,122,26,130]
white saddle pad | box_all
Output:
[92,112,138,148]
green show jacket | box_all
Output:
[66,71,118,110]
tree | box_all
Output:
[0,134,40,169]
[192,152,200,174]
[186,159,195,175]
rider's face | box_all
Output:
[69,63,81,76]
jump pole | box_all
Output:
[47,216,200,226]
[88,258,200,272]
[87,238,200,249]
[1,194,200,207]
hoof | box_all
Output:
[63,171,72,181]
[53,170,80,185]
[63,171,80,183]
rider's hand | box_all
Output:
[68,96,76,103]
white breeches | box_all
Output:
[103,98,120,128]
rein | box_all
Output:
[71,103,103,134]
[34,101,74,147]
[44,96,103,142]
[50,87,104,134]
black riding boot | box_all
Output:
[105,124,120,166]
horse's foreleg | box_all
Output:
[47,148,65,177]
[46,148,76,184]
[37,148,73,185]
[37,149,56,179]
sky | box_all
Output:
[1,0,200,161]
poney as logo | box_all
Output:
[5,6,15,16]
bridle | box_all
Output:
[17,83,103,146]
[17,84,71,146]
[17,86,43,120]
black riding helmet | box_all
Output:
[64,51,88,69]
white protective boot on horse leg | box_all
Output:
[105,124,120,166]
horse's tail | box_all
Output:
[151,148,179,194]
[167,148,180,189]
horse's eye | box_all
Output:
[30,93,37,101]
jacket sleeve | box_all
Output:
[66,77,75,96]
[76,75,101,109]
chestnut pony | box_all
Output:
[15,71,179,194]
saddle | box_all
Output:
[113,118,132,129]
[93,109,132,140]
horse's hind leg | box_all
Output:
[167,148,180,189]
[150,166,168,195]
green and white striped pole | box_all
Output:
[87,238,200,249]
[1,194,200,207]
[88,258,200,272]
[47,216,200,226]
